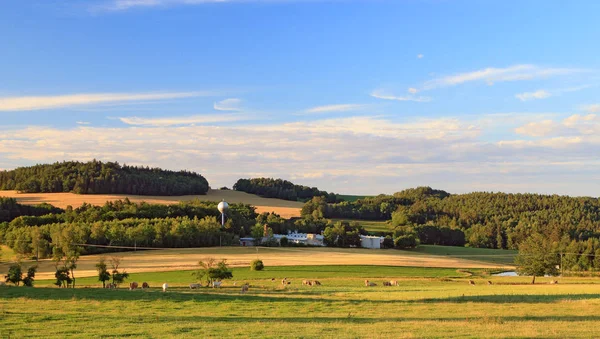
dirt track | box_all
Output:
[0,189,303,218]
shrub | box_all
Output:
[22,266,37,287]
[251,259,264,271]
[394,234,418,249]
[279,236,289,247]
[382,236,394,249]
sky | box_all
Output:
[1,0,600,196]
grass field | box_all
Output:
[0,246,512,280]
[337,195,371,202]
[2,265,599,338]
[331,218,391,233]
[0,189,304,218]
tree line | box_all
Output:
[0,160,210,196]
[233,178,341,203]
[301,186,600,270]
[0,198,258,258]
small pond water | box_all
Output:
[492,271,518,277]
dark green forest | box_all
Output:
[233,178,340,203]
[301,187,600,271]
[0,160,209,196]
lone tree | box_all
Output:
[515,233,560,284]
[5,263,23,286]
[96,258,111,288]
[22,266,37,287]
[193,257,233,286]
[110,256,129,287]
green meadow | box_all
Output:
[2,264,600,338]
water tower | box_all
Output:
[217,200,229,228]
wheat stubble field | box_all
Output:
[0,189,303,218]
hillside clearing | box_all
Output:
[0,189,303,218]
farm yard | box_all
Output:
[2,263,600,338]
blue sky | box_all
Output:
[1,0,600,196]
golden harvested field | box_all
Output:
[2,246,513,280]
[0,189,303,218]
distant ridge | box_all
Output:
[0,160,209,196]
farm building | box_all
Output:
[272,231,325,246]
[359,235,384,249]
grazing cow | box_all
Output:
[212,281,222,288]
[142,282,149,289]
[302,280,313,286]
[240,283,249,294]
[233,281,237,286]
[364,280,376,287]
[313,280,321,286]
[105,283,116,289]
[469,280,475,286]
[383,281,392,286]
[0,281,6,287]
[550,280,558,284]
[162,283,168,292]
[390,280,398,286]
[189,283,201,289]
[487,281,493,285]
[129,282,139,290]
[271,278,275,282]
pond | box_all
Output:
[492,271,518,276]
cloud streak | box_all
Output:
[0,91,214,111]
[370,90,431,103]
[515,90,551,101]
[119,113,246,126]
[214,98,242,111]
[305,104,367,114]
[423,64,585,90]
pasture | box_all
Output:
[1,246,513,280]
[0,189,303,218]
[2,265,600,338]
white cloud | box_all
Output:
[305,104,366,114]
[118,114,246,126]
[214,98,242,111]
[4,114,600,196]
[582,104,600,113]
[423,64,585,90]
[408,88,418,94]
[370,90,431,103]
[417,54,424,59]
[515,114,600,137]
[76,121,91,125]
[515,90,552,101]
[0,91,213,111]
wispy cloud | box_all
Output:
[76,121,91,125]
[370,90,431,103]
[305,104,367,114]
[423,64,585,90]
[417,54,424,59]
[4,114,600,195]
[0,91,214,111]
[582,104,600,113]
[515,90,552,101]
[101,0,306,11]
[214,98,242,111]
[118,113,246,126]
[516,85,594,102]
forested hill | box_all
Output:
[233,178,340,203]
[302,187,600,251]
[0,161,210,196]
